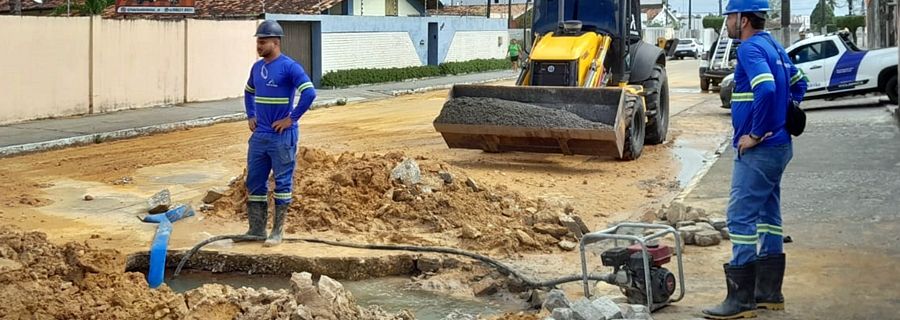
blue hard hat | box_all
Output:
[723,0,770,15]
[255,20,284,38]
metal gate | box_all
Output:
[280,21,314,79]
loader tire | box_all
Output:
[643,65,669,145]
[620,94,646,161]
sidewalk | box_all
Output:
[0,70,516,157]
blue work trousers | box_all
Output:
[727,143,793,266]
[246,129,298,205]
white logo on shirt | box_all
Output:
[266,79,278,88]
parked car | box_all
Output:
[674,38,702,59]
[720,31,899,107]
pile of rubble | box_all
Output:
[0,226,412,320]
[539,289,653,320]
[649,202,729,247]
[209,147,593,255]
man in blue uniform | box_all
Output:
[703,0,807,319]
[242,20,316,247]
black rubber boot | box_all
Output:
[264,204,288,247]
[702,263,757,319]
[235,202,267,242]
[756,253,785,310]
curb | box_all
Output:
[0,76,515,158]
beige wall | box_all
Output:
[0,16,91,125]
[91,19,185,112]
[186,20,258,102]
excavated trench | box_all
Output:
[125,250,526,320]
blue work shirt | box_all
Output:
[731,31,807,147]
[244,54,316,134]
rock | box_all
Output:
[558,240,577,251]
[692,207,708,218]
[317,275,349,305]
[677,225,704,245]
[390,158,422,185]
[461,225,482,239]
[655,208,667,220]
[721,227,730,240]
[441,311,478,320]
[147,189,171,214]
[571,298,605,320]
[202,187,226,204]
[113,176,133,185]
[591,296,622,320]
[652,220,670,227]
[471,278,499,296]
[617,303,635,319]
[438,171,454,184]
[392,189,415,202]
[0,258,23,271]
[508,278,529,293]
[516,230,539,247]
[290,272,319,302]
[331,172,353,187]
[571,215,591,234]
[694,230,722,247]
[529,289,549,309]
[710,217,727,230]
[696,222,716,231]
[630,305,649,314]
[543,289,570,312]
[534,223,570,238]
[465,177,482,192]
[416,256,442,273]
[675,221,695,229]
[552,308,575,320]
[200,204,215,212]
[559,215,585,239]
[665,202,700,224]
[564,204,576,214]
[83,194,94,201]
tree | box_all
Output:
[703,16,725,30]
[810,0,836,32]
[53,0,115,16]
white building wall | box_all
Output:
[321,32,422,71]
[444,31,508,62]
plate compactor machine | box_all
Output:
[433,0,670,160]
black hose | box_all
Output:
[172,234,614,289]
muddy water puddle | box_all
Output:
[164,270,523,320]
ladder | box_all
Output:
[710,20,737,69]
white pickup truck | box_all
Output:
[720,32,898,108]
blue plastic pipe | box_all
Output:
[143,204,195,288]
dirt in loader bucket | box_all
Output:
[432,85,632,158]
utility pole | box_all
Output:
[782,0,790,44]
[688,0,692,30]
[487,0,491,18]
[508,0,512,28]
[718,0,722,16]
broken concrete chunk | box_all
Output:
[677,225,704,245]
[721,227,730,240]
[200,204,215,212]
[617,303,635,319]
[416,256,442,273]
[461,225,482,239]
[202,187,226,204]
[543,289,570,312]
[694,230,723,247]
[558,240,577,251]
[392,189,415,202]
[552,308,575,320]
[147,189,171,214]
[534,223,570,238]
[696,222,716,231]
[570,298,606,320]
[529,289,549,310]
[390,158,422,185]
[559,215,585,239]
[710,217,727,231]
[438,171,454,184]
[571,215,591,234]
[590,296,622,320]
[471,278,499,296]
[675,221,695,229]
[516,230,539,247]
[465,177,482,192]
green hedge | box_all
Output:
[321,58,509,88]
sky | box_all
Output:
[666,0,859,17]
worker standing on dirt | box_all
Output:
[507,39,521,72]
[703,0,807,319]
[242,20,317,247]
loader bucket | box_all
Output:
[433,85,629,157]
